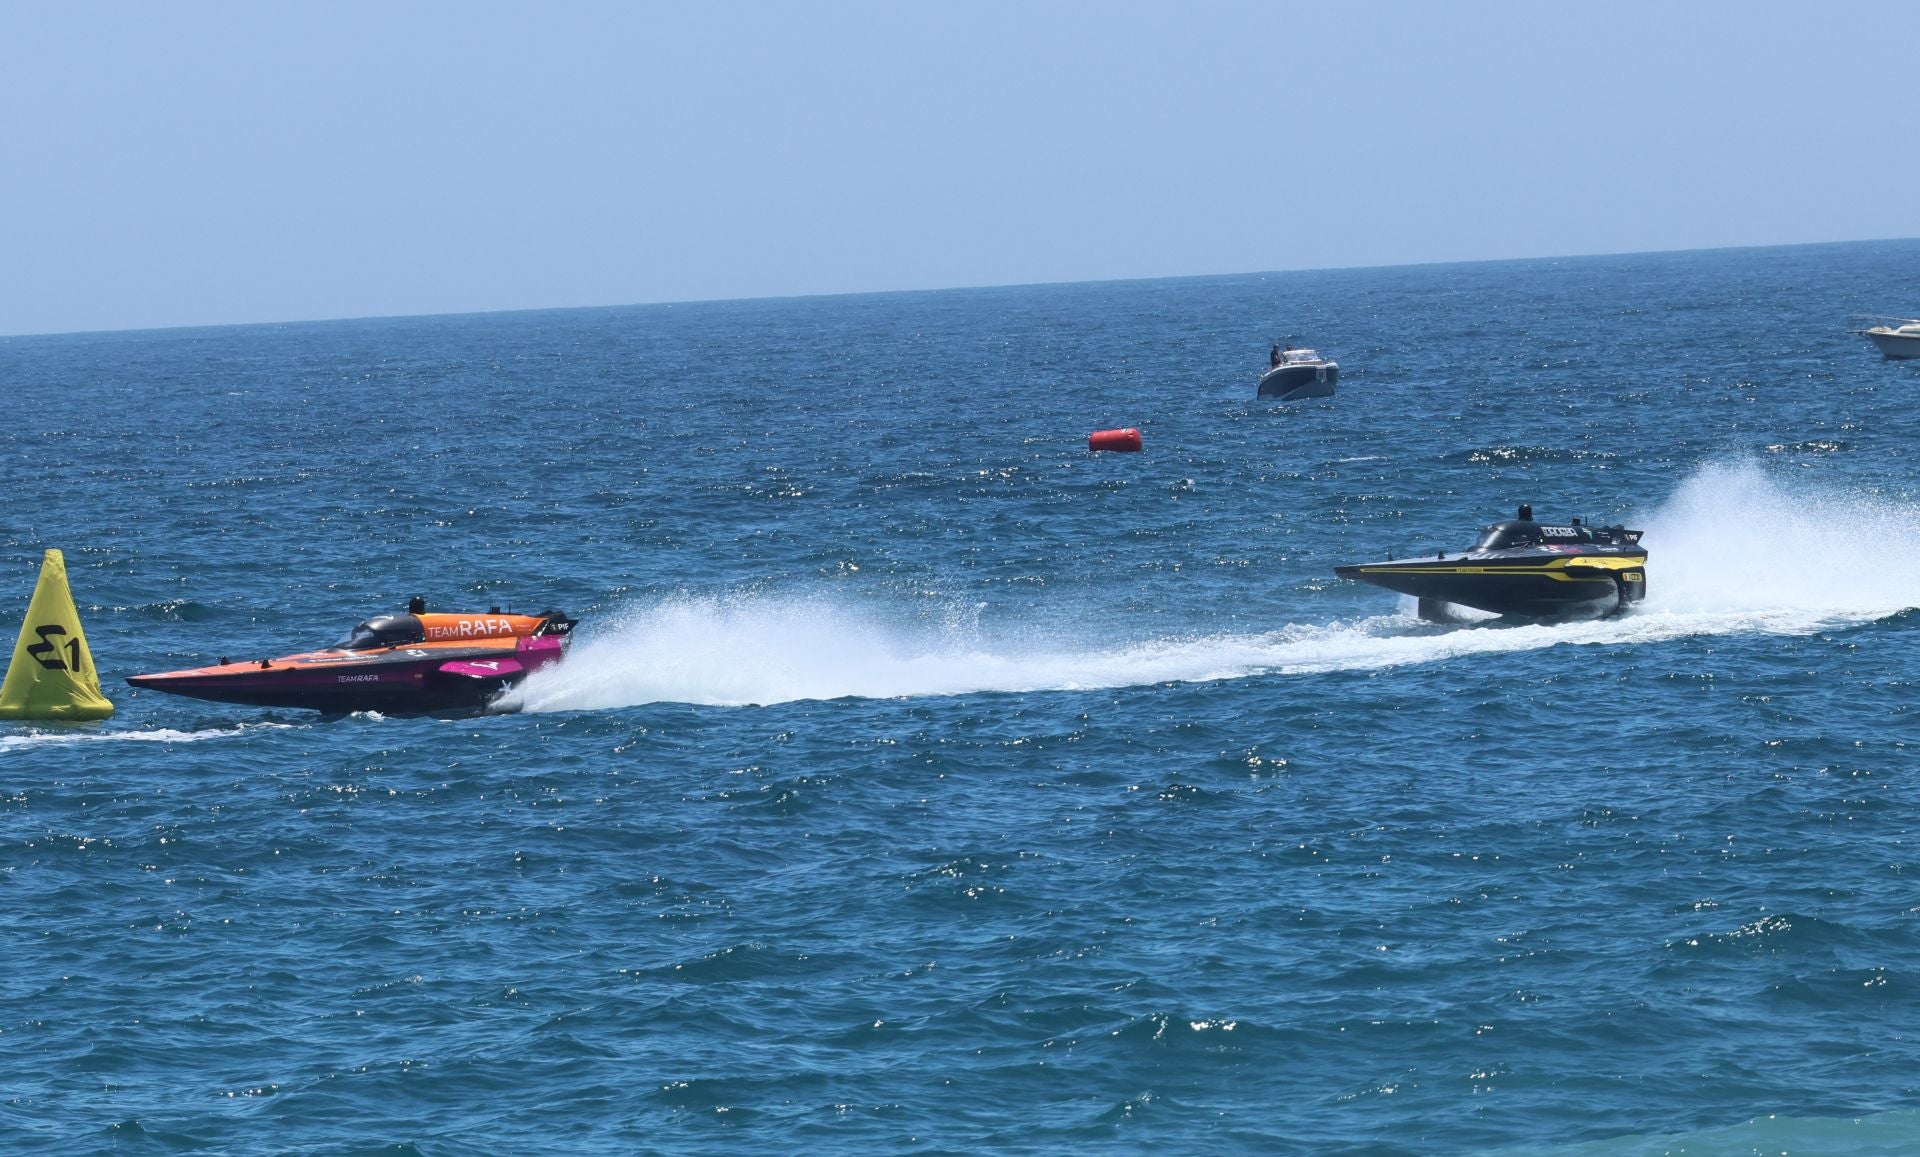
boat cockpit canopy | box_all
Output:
[1474,520,1545,550]
[333,613,426,651]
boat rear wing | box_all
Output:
[1586,525,1642,546]
[533,612,577,637]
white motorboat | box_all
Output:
[1258,347,1339,400]
[1853,316,1920,360]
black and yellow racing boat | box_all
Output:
[1336,504,1646,620]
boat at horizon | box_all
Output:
[1852,315,1920,360]
[1259,346,1339,400]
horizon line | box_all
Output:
[5,234,1914,343]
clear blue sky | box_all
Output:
[3,1,1912,336]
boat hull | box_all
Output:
[1335,551,1647,619]
[127,635,566,713]
[1864,330,1920,360]
[1258,362,1338,400]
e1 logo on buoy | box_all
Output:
[1088,427,1142,452]
[27,624,82,672]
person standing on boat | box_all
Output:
[1270,342,1282,368]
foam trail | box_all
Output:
[504,595,1212,711]
[503,460,1920,712]
[0,722,299,751]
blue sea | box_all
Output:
[5,240,1920,1154]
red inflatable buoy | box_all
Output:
[1088,427,1142,452]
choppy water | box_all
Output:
[4,240,1920,1154]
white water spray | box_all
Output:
[1642,459,1920,614]
[502,461,1920,712]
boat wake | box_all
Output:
[0,721,300,750]
[503,461,1920,712]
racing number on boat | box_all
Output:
[26,624,82,672]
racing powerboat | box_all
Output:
[1336,505,1646,620]
[1259,347,1339,400]
[126,602,576,713]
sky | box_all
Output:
[2,1,1914,336]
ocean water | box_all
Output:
[4,239,1920,1154]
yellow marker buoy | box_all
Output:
[0,549,114,720]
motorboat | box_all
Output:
[1853,316,1920,360]
[126,603,576,713]
[1336,505,1646,620]
[1258,347,1339,400]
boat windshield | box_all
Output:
[1473,521,1543,550]
[332,614,426,651]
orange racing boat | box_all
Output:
[126,601,576,714]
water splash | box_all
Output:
[505,460,1918,712]
[1642,458,1920,614]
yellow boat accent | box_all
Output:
[1348,555,1641,582]
[1560,555,1645,572]
[1351,560,1635,579]
[0,549,115,721]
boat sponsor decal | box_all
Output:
[424,617,522,640]
[337,673,383,683]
